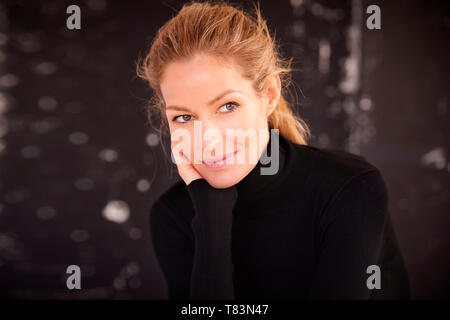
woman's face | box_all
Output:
[160,54,277,189]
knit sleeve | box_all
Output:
[186,178,238,299]
[149,197,193,299]
[149,178,238,300]
[308,169,410,299]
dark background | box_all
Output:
[0,0,449,299]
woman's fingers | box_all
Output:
[172,148,202,185]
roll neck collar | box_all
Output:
[234,127,294,202]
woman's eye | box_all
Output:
[218,102,238,113]
[173,115,193,123]
[172,102,238,123]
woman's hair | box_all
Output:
[137,0,311,145]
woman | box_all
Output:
[137,1,410,299]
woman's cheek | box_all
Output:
[169,127,195,162]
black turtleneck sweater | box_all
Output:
[149,130,410,300]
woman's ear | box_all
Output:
[264,73,281,117]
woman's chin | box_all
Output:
[201,172,238,189]
[198,164,254,189]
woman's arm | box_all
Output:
[150,197,193,299]
[186,178,238,299]
[308,169,410,299]
[150,178,238,300]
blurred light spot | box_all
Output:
[309,2,344,21]
[102,200,130,224]
[146,133,159,147]
[0,74,19,88]
[421,147,447,170]
[0,50,6,63]
[136,179,150,192]
[129,227,142,240]
[356,114,369,126]
[15,33,41,53]
[311,3,324,16]
[31,117,60,134]
[36,206,57,220]
[126,262,140,276]
[340,56,359,94]
[318,39,330,74]
[38,96,58,112]
[360,96,373,111]
[113,277,126,291]
[70,229,90,242]
[0,234,15,249]
[74,178,94,191]
[290,0,304,9]
[35,61,58,75]
[339,4,363,95]
[0,92,9,112]
[20,145,41,159]
[317,133,330,147]
[4,188,30,204]
[120,261,140,280]
[88,0,107,11]
[69,132,89,145]
[343,99,357,115]
[326,101,342,118]
[98,148,118,162]
[291,21,305,38]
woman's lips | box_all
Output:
[202,151,238,170]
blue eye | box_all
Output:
[172,102,239,124]
[218,102,238,113]
[173,115,193,123]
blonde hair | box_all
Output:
[137,0,311,145]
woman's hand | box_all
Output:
[172,146,203,186]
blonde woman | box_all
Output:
[137,1,409,300]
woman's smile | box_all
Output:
[202,150,238,170]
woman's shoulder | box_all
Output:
[287,142,388,208]
[288,144,390,226]
[291,142,382,183]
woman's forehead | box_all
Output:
[161,59,252,109]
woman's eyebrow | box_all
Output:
[165,89,242,112]
[165,105,192,112]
